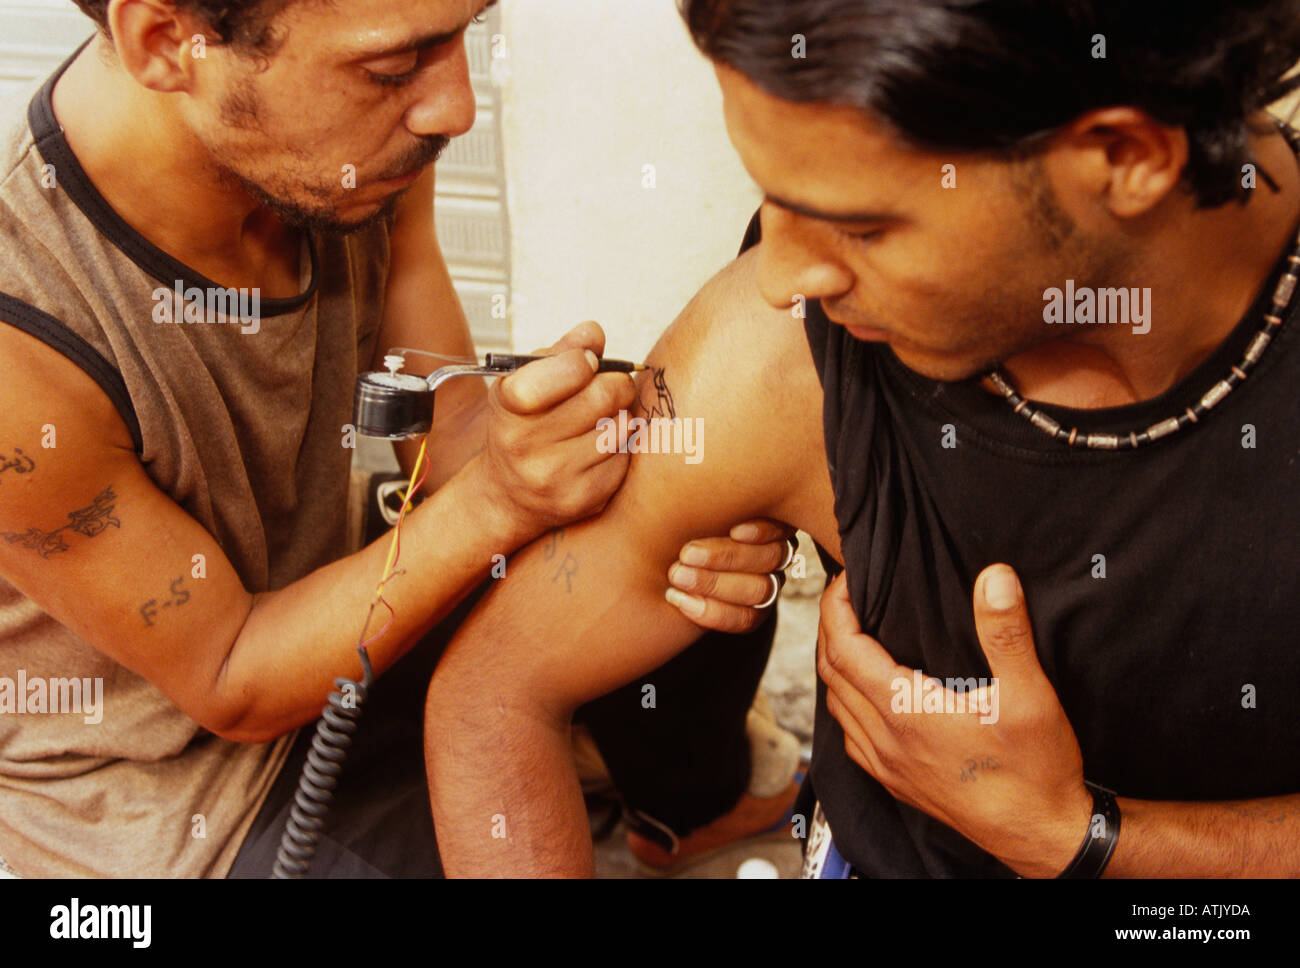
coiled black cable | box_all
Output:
[271,647,375,879]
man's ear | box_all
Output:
[1047,107,1190,219]
[106,0,202,93]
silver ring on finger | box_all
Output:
[757,573,781,609]
[777,536,798,571]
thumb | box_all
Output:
[972,564,1047,688]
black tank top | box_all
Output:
[740,208,1300,876]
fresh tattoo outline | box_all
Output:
[639,366,677,421]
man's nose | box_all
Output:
[403,42,478,140]
[756,202,854,312]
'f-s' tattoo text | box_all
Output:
[140,575,192,627]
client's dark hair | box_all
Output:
[680,0,1300,207]
[71,0,313,55]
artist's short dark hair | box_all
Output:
[680,0,1300,207]
[71,0,313,55]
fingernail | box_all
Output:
[731,523,760,541]
[669,563,697,589]
[680,544,708,566]
[984,567,1020,610]
[583,349,599,371]
[665,587,705,618]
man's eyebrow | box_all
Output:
[348,0,498,60]
[764,192,892,224]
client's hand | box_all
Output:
[665,518,800,632]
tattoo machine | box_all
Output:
[353,348,646,439]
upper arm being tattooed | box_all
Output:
[0,485,120,558]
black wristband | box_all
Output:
[1057,781,1121,879]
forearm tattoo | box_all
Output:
[544,527,579,594]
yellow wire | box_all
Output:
[371,435,429,606]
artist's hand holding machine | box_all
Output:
[355,322,796,608]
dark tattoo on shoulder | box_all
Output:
[0,447,35,481]
[639,366,677,421]
[0,486,121,558]
[543,528,579,594]
[140,574,192,627]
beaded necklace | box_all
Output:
[986,126,1300,450]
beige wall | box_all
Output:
[498,0,763,360]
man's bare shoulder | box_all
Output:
[645,247,821,422]
[631,247,839,554]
